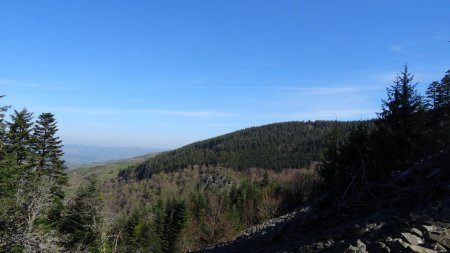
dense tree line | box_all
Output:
[109,198,188,253]
[320,66,450,204]
[0,102,105,252]
[120,121,360,181]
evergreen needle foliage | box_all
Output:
[320,67,450,205]
[121,121,359,181]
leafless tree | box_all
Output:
[201,192,233,244]
[13,176,63,253]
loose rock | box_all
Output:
[406,244,438,253]
[431,243,447,253]
[401,232,424,245]
[344,239,369,253]
[411,228,424,237]
[420,225,450,248]
[368,242,391,253]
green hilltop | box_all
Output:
[120,120,363,181]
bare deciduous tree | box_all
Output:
[201,192,233,244]
[14,176,62,253]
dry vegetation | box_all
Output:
[66,162,321,252]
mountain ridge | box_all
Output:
[120,120,365,180]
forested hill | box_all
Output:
[119,121,363,180]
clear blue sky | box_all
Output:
[1,1,449,149]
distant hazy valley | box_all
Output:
[62,144,163,169]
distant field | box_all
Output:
[63,144,163,169]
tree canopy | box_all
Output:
[120,121,360,181]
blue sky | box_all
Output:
[1,1,449,149]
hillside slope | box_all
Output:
[120,121,361,180]
[192,147,450,253]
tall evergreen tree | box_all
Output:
[379,65,423,128]
[7,109,35,170]
[439,70,450,113]
[61,177,104,252]
[0,98,17,249]
[425,81,441,109]
[32,113,65,175]
[378,66,425,168]
[0,96,15,197]
[152,198,188,253]
[426,71,450,112]
[0,100,26,251]
[32,112,67,229]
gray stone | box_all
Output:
[345,245,360,253]
[420,225,450,248]
[420,225,437,233]
[411,228,424,237]
[428,230,450,248]
[431,243,447,253]
[401,232,424,245]
[345,239,368,253]
[406,244,438,253]
[345,245,368,253]
[435,222,450,229]
[388,238,409,252]
[312,242,325,250]
[356,239,367,250]
[368,242,391,253]
[387,238,438,253]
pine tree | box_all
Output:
[426,71,450,113]
[32,113,65,176]
[152,198,188,253]
[0,96,16,197]
[7,109,35,168]
[0,97,20,251]
[32,112,67,229]
[425,81,441,109]
[379,65,423,128]
[162,198,187,252]
[61,178,104,252]
[439,70,450,113]
[377,66,425,169]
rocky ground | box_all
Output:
[191,149,450,253]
